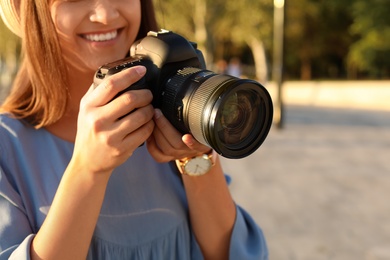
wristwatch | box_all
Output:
[176,150,215,176]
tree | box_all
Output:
[284,0,355,80]
[348,0,390,78]
[153,0,212,63]
[215,0,273,82]
[153,0,273,82]
[0,20,21,99]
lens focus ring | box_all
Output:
[186,74,234,146]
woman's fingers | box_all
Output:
[147,109,212,163]
[85,66,147,107]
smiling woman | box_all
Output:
[0,0,148,128]
[50,0,141,72]
[0,0,268,259]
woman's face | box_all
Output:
[50,0,141,73]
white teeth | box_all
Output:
[84,30,118,42]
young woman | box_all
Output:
[0,0,268,259]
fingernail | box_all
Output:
[135,66,146,76]
[186,136,194,146]
[154,108,162,119]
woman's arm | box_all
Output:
[181,156,236,260]
[147,110,237,259]
[31,162,111,259]
[31,66,155,259]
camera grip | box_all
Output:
[112,76,146,100]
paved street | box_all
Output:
[221,105,390,260]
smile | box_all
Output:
[83,30,118,42]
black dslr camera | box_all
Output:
[94,30,273,159]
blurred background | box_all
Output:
[1,0,389,259]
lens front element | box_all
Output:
[217,88,262,147]
[205,80,272,158]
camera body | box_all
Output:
[94,30,208,134]
[94,30,273,159]
[94,29,205,106]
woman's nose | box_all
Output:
[89,0,119,24]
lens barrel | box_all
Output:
[162,67,273,159]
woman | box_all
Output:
[0,0,268,259]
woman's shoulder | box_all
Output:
[0,113,33,137]
[0,113,35,159]
[0,113,61,152]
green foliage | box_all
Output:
[157,0,390,79]
[285,0,356,79]
[153,0,273,55]
[348,0,390,77]
[0,0,387,80]
[153,0,194,37]
[216,0,273,43]
[0,19,21,59]
[0,20,21,94]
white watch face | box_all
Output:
[184,155,212,176]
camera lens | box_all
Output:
[216,87,263,147]
[162,68,273,159]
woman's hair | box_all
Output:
[0,0,158,128]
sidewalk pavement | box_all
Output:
[221,105,390,260]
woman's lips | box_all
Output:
[81,29,119,42]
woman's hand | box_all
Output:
[72,66,155,174]
[146,108,211,163]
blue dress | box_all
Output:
[0,114,268,259]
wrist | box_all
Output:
[175,150,217,176]
[67,157,113,183]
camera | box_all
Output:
[94,29,273,159]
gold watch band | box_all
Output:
[175,150,216,175]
